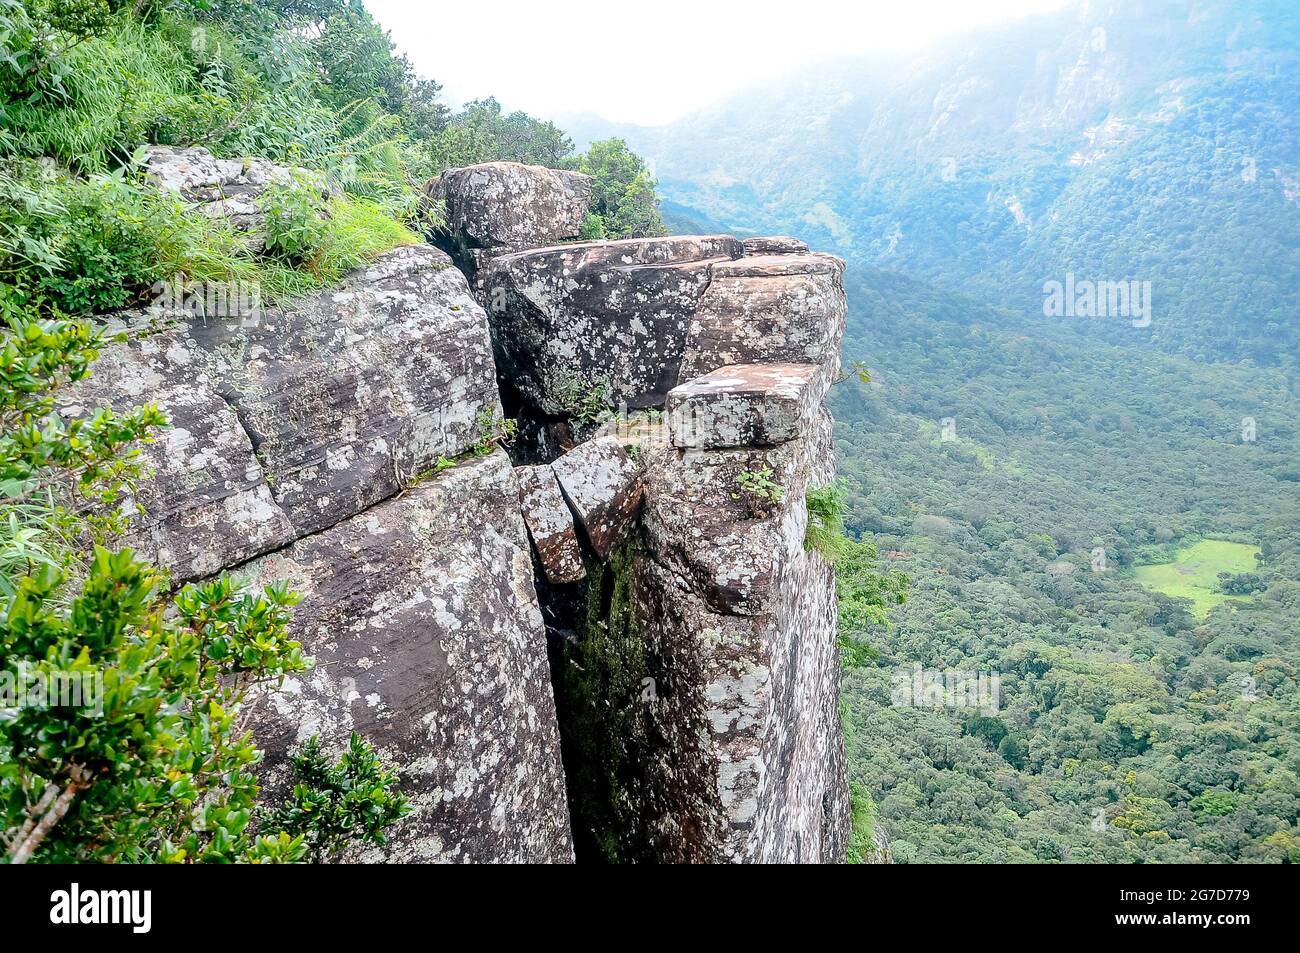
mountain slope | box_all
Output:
[575,0,1300,365]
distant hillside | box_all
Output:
[571,0,1300,365]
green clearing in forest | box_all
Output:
[1133,539,1261,618]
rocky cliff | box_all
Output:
[78,151,850,863]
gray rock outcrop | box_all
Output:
[79,145,853,864]
[78,234,575,862]
[480,229,851,862]
[424,161,593,277]
[550,435,644,561]
[632,409,849,862]
[480,235,744,414]
[69,245,500,580]
[741,236,810,256]
[678,253,847,383]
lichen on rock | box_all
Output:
[245,451,574,863]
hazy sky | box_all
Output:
[368,0,1074,126]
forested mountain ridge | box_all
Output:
[567,0,1300,366]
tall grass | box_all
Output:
[5,18,201,173]
[4,13,425,219]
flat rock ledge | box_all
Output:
[666,362,825,450]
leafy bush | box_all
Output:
[267,733,410,863]
[0,302,407,864]
[31,169,179,313]
[0,311,165,577]
[260,176,328,266]
[845,781,879,864]
[802,481,907,665]
[569,138,666,239]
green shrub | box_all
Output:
[805,481,848,561]
[733,466,784,518]
[34,170,179,313]
[260,176,328,266]
[267,733,410,863]
[0,293,408,865]
[568,139,666,239]
[845,781,879,864]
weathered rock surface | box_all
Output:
[480,236,744,413]
[246,451,574,863]
[678,253,847,383]
[516,464,586,584]
[666,363,825,450]
[551,435,644,561]
[77,245,500,582]
[425,162,592,277]
[144,146,320,251]
[552,409,849,863]
[635,410,849,862]
[741,236,810,256]
[187,244,500,538]
[60,319,297,581]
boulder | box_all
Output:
[246,452,574,863]
[666,363,825,450]
[75,245,501,581]
[424,161,592,275]
[551,435,644,561]
[516,464,587,584]
[480,236,744,414]
[741,236,810,256]
[184,244,501,537]
[678,253,847,383]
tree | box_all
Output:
[571,139,667,239]
[426,97,573,172]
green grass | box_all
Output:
[1133,539,1261,618]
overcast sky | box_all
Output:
[367,0,1075,126]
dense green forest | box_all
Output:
[833,270,1300,862]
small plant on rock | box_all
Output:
[554,369,612,424]
[470,409,518,456]
[732,466,784,519]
